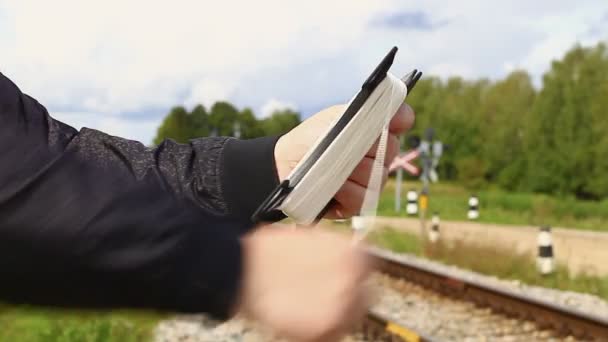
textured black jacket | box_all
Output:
[0,72,280,319]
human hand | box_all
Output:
[274,103,415,219]
[237,227,371,341]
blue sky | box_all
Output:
[1,0,607,144]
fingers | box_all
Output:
[385,134,400,166]
[336,252,372,338]
[323,202,353,220]
[323,102,415,222]
[314,288,368,342]
[330,165,388,218]
[389,102,415,134]
[348,157,374,186]
[334,180,366,216]
[348,157,389,188]
[366,134,400,165]
[325,155,390,219]
[310,248,371,342]
[240,227,372,342]
[350,248,373,282]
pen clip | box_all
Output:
[363,46,398,90]
[402,69,423,91]
[251,180,291,223]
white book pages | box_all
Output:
[279,73,408,225]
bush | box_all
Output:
[455,157,487,190]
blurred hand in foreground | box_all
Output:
[238,227,371,342]
[274,103,415,219]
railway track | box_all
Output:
[358,247,608,341]
[359,310,436,342]
[156,245,608,341]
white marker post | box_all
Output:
[537,226,554,275]
[467,194,479,220]
[429,212,440,243]
[351,216,365,232]
[406,190,418,215]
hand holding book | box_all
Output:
[254,47,421,226]
[273,102,415,219]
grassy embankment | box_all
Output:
[344,224,608,302]
[0,306,163,341]
[378,180,608,231]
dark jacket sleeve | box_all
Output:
[119,132,281,227]
[0,72,278,318]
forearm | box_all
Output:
[150,134,281,225]
[0,159,243,317]
[0,72,246,318]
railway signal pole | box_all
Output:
[392,138,421,212]
[418,128,443,244]
[418,129,432,240]
[233,121,241,139]
[395,136,404,212]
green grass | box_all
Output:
[378,180,608,231]
[0,306,162,342]
[367,227,608,301]
[366,226,422,255]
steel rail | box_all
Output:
[368,247,608,341]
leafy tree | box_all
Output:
[153,106,192,145]
[238,108,264,138]
[525,43,608,198]
[190,104,210,138]
[587,47,608,197]
[478,70,536,189]
[260,109,301,136]
[153,102,301,144]
[405,76,487,181]
[209,101,240,136]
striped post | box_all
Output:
[429,212,440,243]
[406,190,418,216]
[352,216,365,232]
[537,226,554,275]
[467,194,479,220]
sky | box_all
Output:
[1,0,607,144]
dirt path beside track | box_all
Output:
[373,217,608,276]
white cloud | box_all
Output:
[517,7,608,85]
[1,0,607,144]
[260,99,298,118]
[427,63,475,79]
[185,78,235,110]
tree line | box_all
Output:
[153,101,300,145]
[406,42,608,199]
[154,43,608,199]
